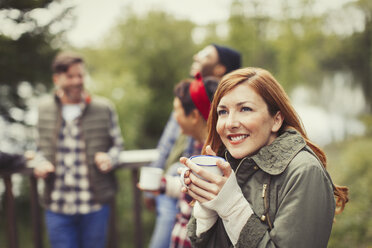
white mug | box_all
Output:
[180,155,225,188]
[139,167,164,190]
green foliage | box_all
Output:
[82,10,197,149]
[86,67,149,150]
[326,134,372,247]
[322,0,372,111]
[227,0,331,91]
[360,115,372,136]
[228,0,276,70]
[225,0,372,105]
[0,0,73,123]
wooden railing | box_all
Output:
[0,149,159,248]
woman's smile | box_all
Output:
[228,134,249,144]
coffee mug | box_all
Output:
[180,155,225,188]
[139,167,164,190]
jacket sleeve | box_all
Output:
[188,215,234,248]
[253,154,335,248]
[188,215,212,248]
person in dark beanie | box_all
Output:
[212,44,242,75]
[146,44,241,248]
[190,44,242,79]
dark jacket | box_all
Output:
[37,95,121,205]
[188,129,335,248]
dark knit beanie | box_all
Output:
[212,44,242,74]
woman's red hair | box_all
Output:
[203,67,348,214]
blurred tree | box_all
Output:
[228,0,276,70]
[225,0,328,90]
[0,0,73,124]
[322,0,372,112]
[82,10,197,149]
[354,0,372,112]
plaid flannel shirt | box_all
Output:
[48,101,123,214]
[170,141,203,248]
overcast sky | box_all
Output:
[66,0,233,47]
[65,0,354,47]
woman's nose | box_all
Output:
[226,113,240,129]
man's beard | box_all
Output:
[64,85,84,103]
[190,62,217,78]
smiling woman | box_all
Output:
[180,67,349,248]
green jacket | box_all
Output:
[188,129,335,248]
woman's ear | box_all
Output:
[190,109,204,124]
[271,111,284,132]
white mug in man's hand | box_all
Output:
[139,167,164,190]
[180,155,225,188]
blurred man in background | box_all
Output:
[33,52,123,248]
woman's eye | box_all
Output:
[241,107,252,112]
[217,109,227,116]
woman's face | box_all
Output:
[216,83,282,159]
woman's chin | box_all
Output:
[229,151,249,160]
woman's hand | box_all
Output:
[179,145,232,203]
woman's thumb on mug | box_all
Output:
[205,145,216,156]
[218,160,231,178]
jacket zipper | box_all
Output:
[262,184,267,198]
[262,179,273,230]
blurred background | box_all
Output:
[0,0,371,247]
